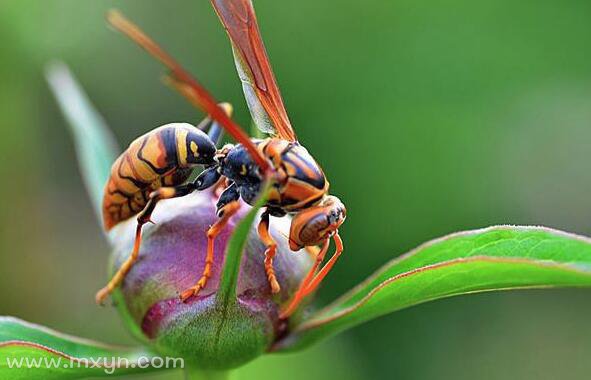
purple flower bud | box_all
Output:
[106,189,312,369]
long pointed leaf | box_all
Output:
[45,62,119,225]
[276,226,591,351]
[0,317,168,379]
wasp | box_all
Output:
[98,1,346,319]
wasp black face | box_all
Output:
[185,129,217,165]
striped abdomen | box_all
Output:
[102,123,217,230]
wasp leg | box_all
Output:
[257,210,281,294]
[279,239,330,319]
[301,232,344,297]
[180,183,240,302]
[194,165,222,190]
[207,122,223,146]
[95,183,197,305]
[214,182,241,217]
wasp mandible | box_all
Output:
[98,1,346,319]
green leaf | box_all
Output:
[0,317,167,379]
[185,367,230,380]
[216,181,271,307]
[277,226,591,351]
[45,61,119,225]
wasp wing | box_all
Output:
[212,0,297,142]
[107,10,271,173]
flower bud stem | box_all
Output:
[215,181,272,308]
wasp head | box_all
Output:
[185,128,217,165]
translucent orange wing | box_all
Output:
[212,0,297,142]
[107,10,271,173]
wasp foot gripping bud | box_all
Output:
[106,190,312,369]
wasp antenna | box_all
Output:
[106,9,271,173]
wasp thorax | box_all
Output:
[106,190,312,369]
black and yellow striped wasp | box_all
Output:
[97,0,346,319]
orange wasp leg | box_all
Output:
[95,184,195,305]
[180,201,241,302]
[302,232,344,297]
[279,239,330,319]
[257,211,280,294]
[95,223,143,305]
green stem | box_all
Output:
[215,181,271,307]
[185,367,230,380]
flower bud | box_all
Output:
[106,190,312,369]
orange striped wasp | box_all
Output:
[97,0,346,319]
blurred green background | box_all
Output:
[2,0,591,379]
